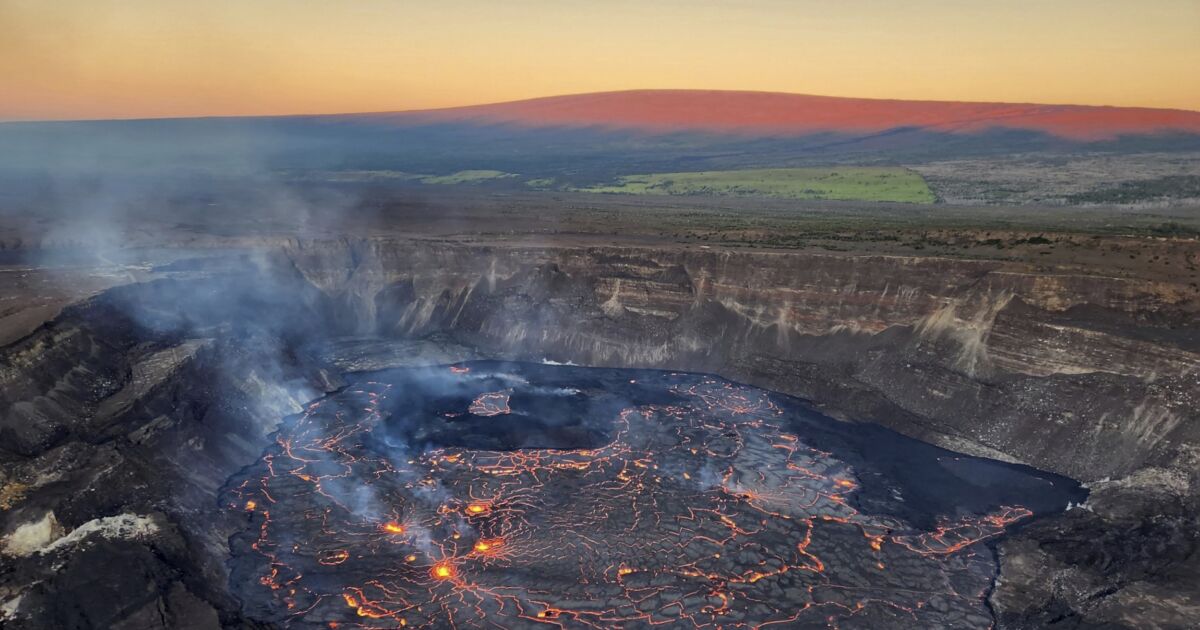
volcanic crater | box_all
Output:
[1,237,1196,629]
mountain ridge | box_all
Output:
[350,89,1200,141]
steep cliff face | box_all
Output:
[2,239,1197,628]
[281,240,1199,483]
[0,273,344,627]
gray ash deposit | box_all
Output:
[224,361,1082,629]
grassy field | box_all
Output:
[419,170,516,185]
[569,167,936,203]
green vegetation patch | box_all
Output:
[419,170,517,185]
[572,167,935,203]
[525,177,557,189]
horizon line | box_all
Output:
[4,88,1200,125]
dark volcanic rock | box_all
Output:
[5,515,217,630]
[0,268,343,627]
[991,477,1200,629]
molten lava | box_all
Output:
[468,391,511,416]
[224,364,1077,629]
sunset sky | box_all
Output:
[2,0,1198,121]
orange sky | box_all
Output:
[2,0,1198,121]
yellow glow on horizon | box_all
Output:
[1,0,1198,121]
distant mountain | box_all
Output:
[3,90,1200,180]
[361,90,1200,141]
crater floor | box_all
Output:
[224,362,1083,629]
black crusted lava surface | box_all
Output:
[223,361,1084,629]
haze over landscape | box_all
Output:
[1,3,1199,630]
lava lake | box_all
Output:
[224,361,1084,629]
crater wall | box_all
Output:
[281,240,1200,483]
[2,239,1197,628]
